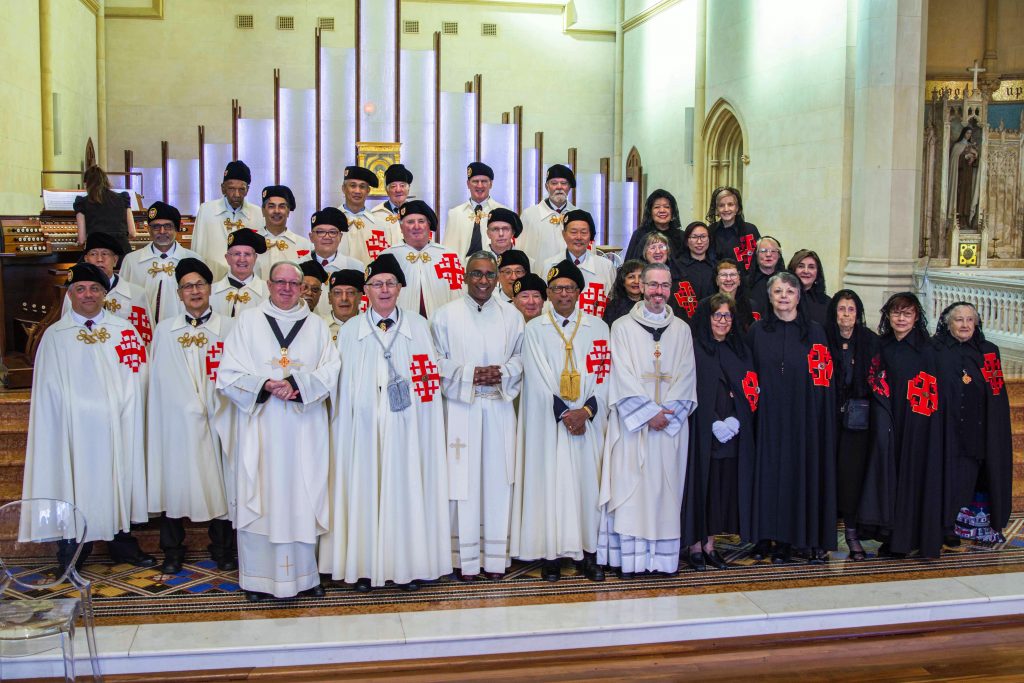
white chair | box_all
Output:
[0,498,102,681]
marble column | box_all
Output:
[843,0,928,317]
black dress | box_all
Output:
[709,220,760,272]
[832,327,879,523]
[75,191,132,255]
[668,255,716,322]
[602,295,639,326]
[747,266,781,318]
[800,289,832,327]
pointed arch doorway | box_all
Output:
[701,99,746,204]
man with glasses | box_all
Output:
[148,258,237,575]
[512,258,610,583]
[539,209,615,319]
[338,165,394,265]
[217,261,340,601]
[302,208,361,316]
[518,164,577,263]
[120,201,202,326]
[381,200,464,319]
[431,252,525,580]
[747,236,784,317]
[191,160,262,279]
[483,207,522,260]
[596,262,697,579]
[320,253,451,593]
[255,185,314,279]
[211,228,269,318]
[495,249,531,304]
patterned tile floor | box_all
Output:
[6,516,1024,625]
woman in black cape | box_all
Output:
[747,235,784,317]
[602,259,645,326]
[669,221,717,323]
[824,289,879,561]
[788,249,832,326]
[709,259,756,334]
[933,301,1013,544]
[623,189,685,261]
[705,186,760,273]
[682,294,758,571]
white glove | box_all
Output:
[723,416,740,437]
[712,420,735,443]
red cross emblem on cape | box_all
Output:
[806,343,833,387]
[733,233,757,270]
[205,341,224,382]
[434,253,465,290]
[907,371,938,417]
[128,306,152,344]
[578,282,608,317]
[115,329,147,373]
[741,370,760,412]
[585,339,611,384]
[752,310,762,321]
[365,229,390,260]
[981,352,1004,396]
[296,249,310,258]
[359,295,369,313]
[673,281,698,318]
[868,355,889,398]
[410,353,441,402]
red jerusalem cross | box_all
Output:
[673,281,698,318]
[205,342,224,382]
[129,306,152,344]
[365,230,390,260]
[741,370,760,412]
[733,233,757,270]
[434,253,465,289]
[806,343,833,387]
[981,352,1004,396]
[359,295,369,313]
[578,282,608,317]
[410,353,441,402]
[586,339,611,384]
[115,329,147,373]
[907,371,938,417]
[868,355,890,398]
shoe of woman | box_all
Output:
[771,543,793,564]
[703,549,729,570]
[751,539,772,561]
[687,552,707,572]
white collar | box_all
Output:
[566,249,588,265]
[550,307,579,327]
[641,305,669,322]
[369,307,400,325]
[70,309,106,326]
[151,242,178,258]
[343,204,368,216]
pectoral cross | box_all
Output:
[968,60,986,93]
[449,437,467,461]
[641,344,672,404]
[280,555,293,576]
[268,347,303,376]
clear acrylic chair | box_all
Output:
[0,498,102,682]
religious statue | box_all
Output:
[946,125,981,229]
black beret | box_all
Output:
[398,200,437,231]
[175,257,214,285]
[223,160,251,184]
[299,259,329,283]
[226,228,268,254]
[546,163,576,188]
[512,273,547,300]
[261,185,296,211]
[384,164,413,186]
[562,209,596,239]
[67,263,110,291]
[487,207,523,238]
[310,207,349,232]
[84,232,125,256]
[467,161,494,180]
[364,253,406,287]
[344,165,380,188]
[147,201,181,229]
[496,249,530,272]
[328,269,366,291]
[545,258,585,291]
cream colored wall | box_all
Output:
[621,0,698,217]
[48,0,99,185]
[0,2,43,213]
[105,1,615,174]
[926,0,985,76]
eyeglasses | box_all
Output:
[758,248,780,255]
[150,224,176,233]
[718,272,739,280]
[312,230,341,238]
[889,309,916,319]
[548,285,579,294]
[688,234,709,242]
[178,282,210,292]
[647,243,667,250]
[269,279,301,288]
[467,270,498,280]
[643,282,672,290]
[366,280,400,290]
[711,312,734,322]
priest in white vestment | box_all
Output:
[442,162,507,256]
[596,263,697,578]
[119,201,201,327]
[217,261,340,600]
[190,160,261,280]
[147,258,238,574]
[319,253,451,591]
[539,209,616,319]
[23,263,155,572]
[210,228,269,318]
[511,259,610,582]
[253,185,314,279]
[432,252,525,579]
[338,165,398,264]
[517,164,577,263]
[380,200,464,319]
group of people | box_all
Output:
[26,159,1012,602]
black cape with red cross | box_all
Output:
[709,219,760,272]
[747,310,838,550]
[858,328,945,557]
[667,254,715,322]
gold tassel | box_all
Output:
[560,367,581,402]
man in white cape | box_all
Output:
[432,252,524,579]
[190,160,262,280]
[217,261,340,600]
[538,209,615,319]
[337,165,397,264]
[210,228,269,318]
[442,161,507,256]
[253,185,314,278]
[319,253,451,591]
[597,263,697,578]
[517,164,577,263]
[147,258,237,574]
[511,258,610,582]
[22,263,155,572]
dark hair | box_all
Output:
[609,258,645,302]
[934,301,985,343]
[825,289,874,397]
[681,221,710,259]
[705,186,745,225]
[877,292,928,337]
[83,165,113,204]
[827,289,866,328]
[787,248,827,296]
[692,293,746,357]
[639,189,681,231]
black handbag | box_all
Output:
[841,398,870,431]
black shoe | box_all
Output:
[771,543,792,564]
[299,584,325,598]
[244,590,266,603]
[687,552,707,572]
[877,542,906,559]
[703,549,729,570]
[399,581,420,592]
[808,547,827,565]
[217,557,238,572]
[616,567,635,580]
[112,552,158,568]
[583,558,605,582]
[541,560,561,582]
[161,557,183,574]
[751,540,772,561]
[354,578,371,593]
[944,534,962,548]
